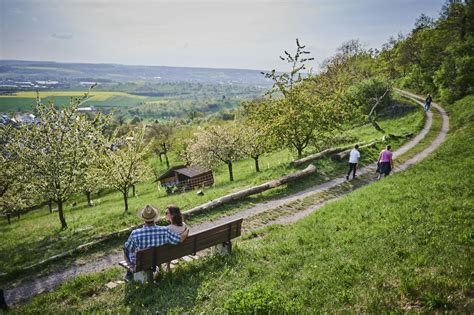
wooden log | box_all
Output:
[184,164,317,218]
[331,141,378,161]
[290,144,354,167]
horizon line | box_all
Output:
[0,58,275,73]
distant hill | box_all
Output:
[0,60,273,86]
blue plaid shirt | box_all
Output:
[124,225,181,264]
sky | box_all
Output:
[0,0,444,71]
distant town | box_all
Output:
[0,79,97,92]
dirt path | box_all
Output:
[3,92,449,307]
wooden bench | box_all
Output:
[119,218,243,283]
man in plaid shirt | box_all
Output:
[123,205,188,281]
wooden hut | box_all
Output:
[157,165,214,193]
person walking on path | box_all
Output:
[425,94,432,112]
[377,145,393,179]
[123,205,188,281]
[346,144,360,180]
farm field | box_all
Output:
[0,88,258,119]
[0,100,424,278]
[11,94,472,314]
[0,91,146,112]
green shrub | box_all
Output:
[345,77,392,115]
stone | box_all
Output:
[105,282,118,289]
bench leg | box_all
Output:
[132,270,153,284]
[213,241,232,255]
[223,241,232,254]
[0,289,8,310]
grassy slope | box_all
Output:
[0,107,423,277]
[12,95,473,313]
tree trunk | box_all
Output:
[296,146,303,159]
[162,143,170,169]
[227,161,234,181]
[86,191,93,207]
[7,214,11,225]
[164,153,170,169]
[57,199,68,229]
[48,199,53,213]
[253,156,260,172]
[17,213,20,220]
[123,189,129,212]
[371,120,384,133]
[132,184,136,197]
[158,153,163,163]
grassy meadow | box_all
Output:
[0,98,424,279]
[11,95,473,314]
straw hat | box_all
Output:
[138,205,159,222]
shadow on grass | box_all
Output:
[122,251,241,313]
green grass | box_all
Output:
[0,100,424,280]
[12,95,473,314]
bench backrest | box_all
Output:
[134,218,243,272]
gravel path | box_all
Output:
[3,91,449,307]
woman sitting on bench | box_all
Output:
[165,205,189,272]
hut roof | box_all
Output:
[158,165,210,181]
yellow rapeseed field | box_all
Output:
[0,91,145,101]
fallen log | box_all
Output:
[184,164,317,218]
[331,141,378,161]
[290,144,354,167]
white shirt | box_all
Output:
[349,149,360,163]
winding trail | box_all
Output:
[3,91,449,307]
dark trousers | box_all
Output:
[347,163,357,178]
[123,248,136,280]
[0,289,8,310]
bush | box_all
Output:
[345,77,392,115]
[434,39,474,104]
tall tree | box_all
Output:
[187,124,243,181]
[240,122,272,173]
[0,126,36,223]
[147,122,174,169]
[10,95,109,229]
[82,163,107,207]
[104,126,151,212]
[251,39,350,158]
